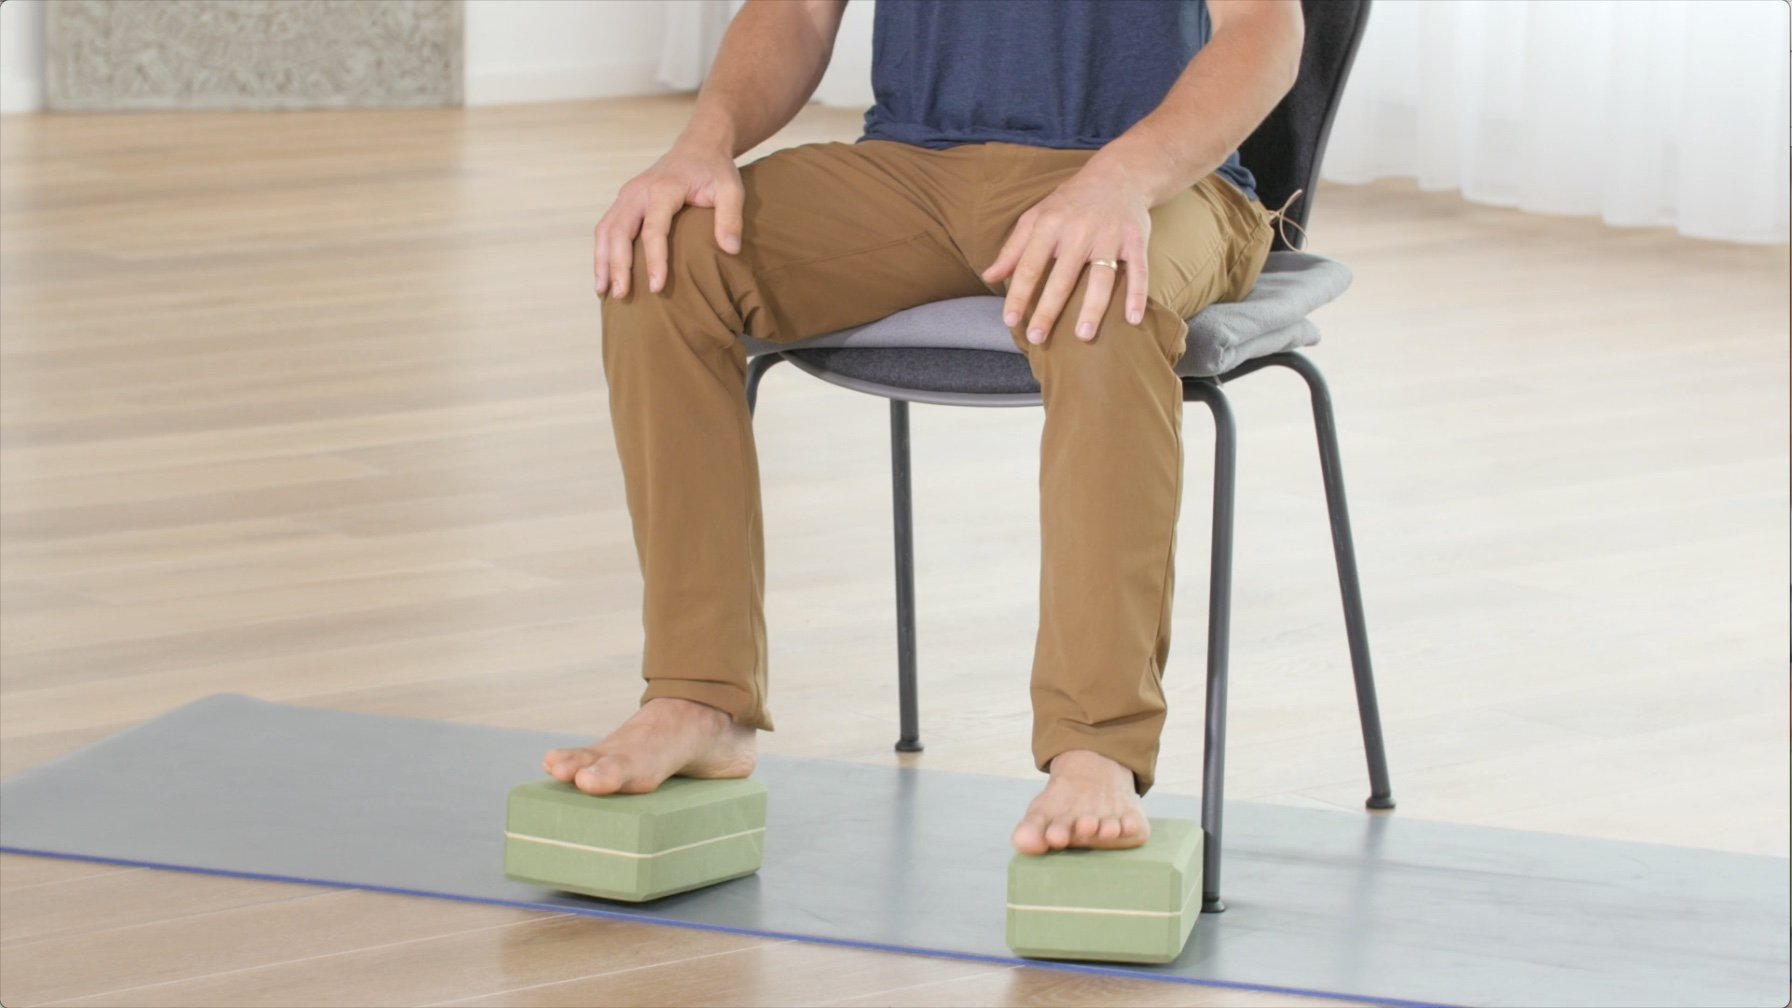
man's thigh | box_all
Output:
[971,149,1272,359]
[681,140,991,343]
[1146,174,1273,323]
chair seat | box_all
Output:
[740,251,1352,405]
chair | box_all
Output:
[740,0,1391,912]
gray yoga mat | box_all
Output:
[0,694,1784,1008]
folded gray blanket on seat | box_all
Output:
[739,250,1353,379]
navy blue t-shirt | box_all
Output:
[858,0,1259,201]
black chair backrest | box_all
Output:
[1237,0,1372,251]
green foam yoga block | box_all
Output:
[1006,818,1204,964]
[503,777,767,902]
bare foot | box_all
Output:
[541,697,757,795]
[1011,749,1150,855]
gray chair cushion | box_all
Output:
[741,251,1350,400]
[1177,251,1349,375]
[777,347,1042,402]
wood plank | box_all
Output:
[40,914,770,1008]
[436,940,1000,1008]
[831,967,1378,1007]
[0,889,550,1006]
[1,860,336,948]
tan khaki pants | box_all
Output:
[600,139,1272,794]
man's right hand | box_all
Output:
[594,140,745,299]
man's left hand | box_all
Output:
[980,160,1153,345]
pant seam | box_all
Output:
[1138,399,1182,796]
[731,355,768,728]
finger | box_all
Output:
[1073,255,1119,341]
[983,214,1034,289]
[593,224,609,296]
[639,196,679,294]
[1122,232,1150,326]
[1004,238,1057,334]
[1024,251,1088,345]
[713,178,744,254]
[607,213,641,299]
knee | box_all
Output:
[602,205,745,348]
[1016,287,1190,376]
[624,205,724,298]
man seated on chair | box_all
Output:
[544,0,1302,854]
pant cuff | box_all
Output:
[1033,719,1161,796]
[641,678,774,732]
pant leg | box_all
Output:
[600,140,990,731]
[961,148,1274,795]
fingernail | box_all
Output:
[1027,328,1045,344]
[722,236,740,253]
[1004,311,1020,327]
[1076,322,1094,339]
[649,275,662,292]
[1128,308,1143,324]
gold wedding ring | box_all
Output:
[1089,258,1119,271]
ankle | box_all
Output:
[640,696,739,728]
[1047,749,1142,790]
[1048,749,1122,775]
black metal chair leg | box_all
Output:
[1270,353,1394,811]
[745,352,783,417]
[1183,378,1236,913]
[890,399,924,753]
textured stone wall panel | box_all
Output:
[46,0,463,111]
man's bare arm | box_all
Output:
[1090,0,1304,207]
[682,0,850,158]
[596,0,848,299]
[980,0,1303,339]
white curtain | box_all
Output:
[656,0,873,107]
[659,0,1787,245]
[1323,0,1788,245]
[656,0,744,92]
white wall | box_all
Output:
[0,0,683,113]
[463,0,675,106]
[0,0,45,114]
[656,0,873,111]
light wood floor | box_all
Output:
[1,95,1785,1007]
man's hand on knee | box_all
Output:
[594,141,745,300]
[980,161,1153,346]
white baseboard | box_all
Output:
[465,62,679,107]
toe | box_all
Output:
[1043,817,1073,850]
[1011,813,1052,856]
[1120,814,1149,842]
[546,747,600,781]
[1096,817,1123,842]
[573,755,628,795]
[542,749,572,779]
[1070,815,1101,844]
